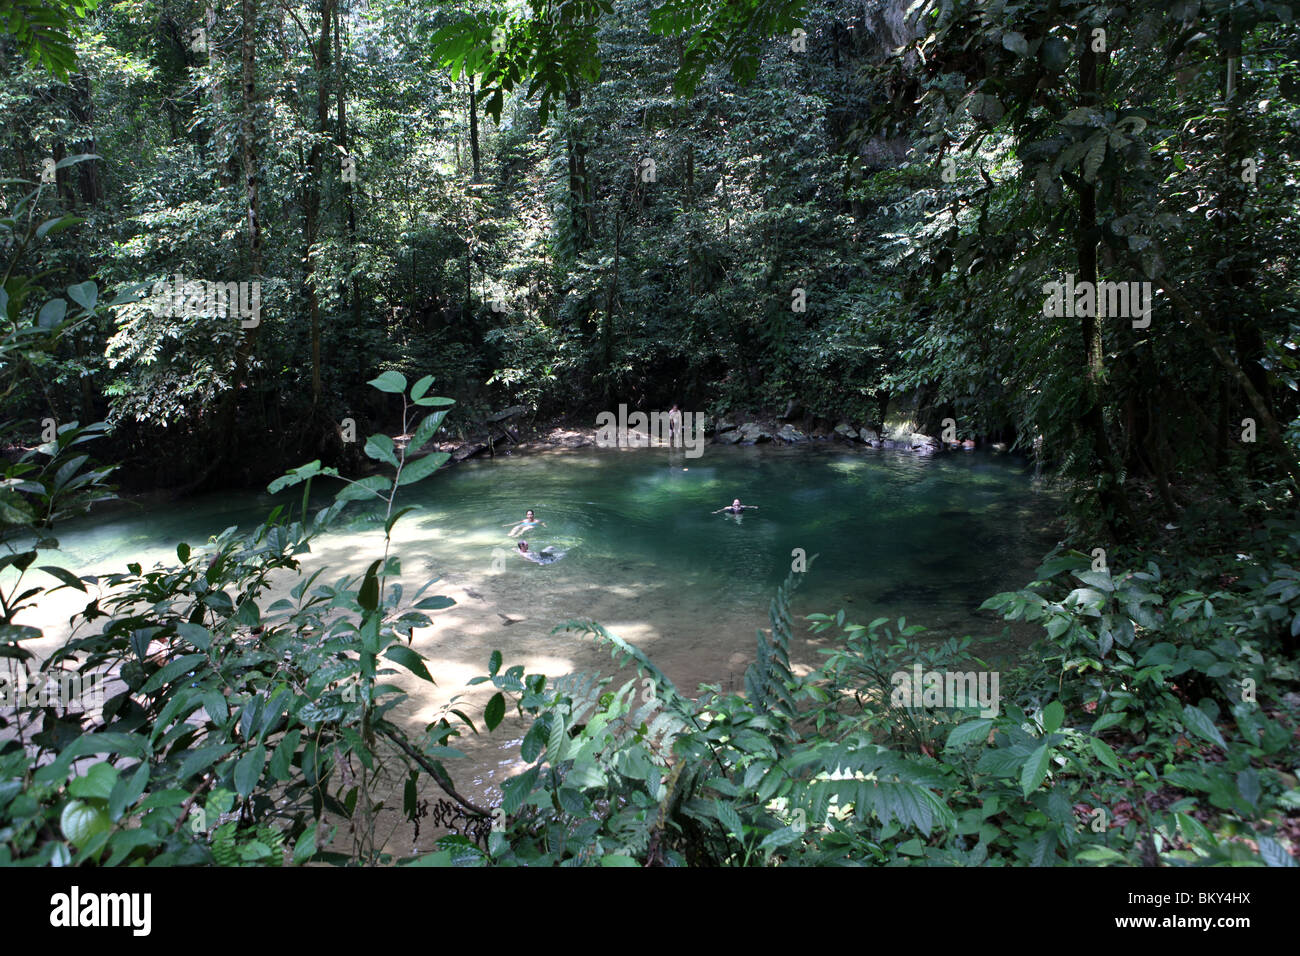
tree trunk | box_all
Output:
[334,0,360,323]
[468,75,481,183]
[304,0,333,409]
[1075,27,1132,540]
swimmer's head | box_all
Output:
[526,510,535,520]
[732,499,741,508]
[518,541,528,551]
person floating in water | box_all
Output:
[506,509,545,537]
[712,498,757,515]
[516,540,566,565]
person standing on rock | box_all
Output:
[667,404,682,446]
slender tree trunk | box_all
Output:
[686,141,695,296]
[602,209,622,402]
[1075,27,1131,539]
[304,0,333,409]
[212,0,264,479]
[334,0,360,322]
[240,1,262,276]
[565,88,591,246]
[468,75,481,183]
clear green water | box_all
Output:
[40,443,1060,688]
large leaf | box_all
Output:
[945,718,993,749]
[1181,704,1227,750]
[484,692,505,731]
[368,370,407,393]
[233,744,267,797]
[398,452,449,486]
[385,645,434,682]
[364,434,399,467]
[1020,742,1052,797]
[409,410,449,453]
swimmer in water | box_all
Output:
[516,540,566,565]
[712,498,757,515]
[507,509,546,537]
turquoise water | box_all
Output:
[39,443,1060,687]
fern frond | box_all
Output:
[554,619,684,705]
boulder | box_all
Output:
[911,433,941,454]
[858,426,882,444]
[715,428,744,445]
[833,423,858,440]
[715,420,737,434]
[738,422,772,443]
[452,441,489,463]
[776,424,808,443]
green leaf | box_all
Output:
[336,475,388,502]
[1042,700,1064,735]
[1020,742,1052,798]
[35,215,84,240]
[484,692,505,731]
[397,452,449,486]
[368,370,407,393]
[68,762,119,801]
[233,744,267,797]
[55,153,102,170]
[293,824,321,864]
[107,762,150,821]
[175,622,211,650]
[1181,704,1227,750]
[364,434,399,467]
[38,298,67,328]
[139,653,207,694]
[410,375,435,402]
[945,718,993,749]
[0,492,36,525]
[1257,835,1298,867]
[1089,736,1120,772]
[385,645,435,682]
[410,410,449,453]
[414,595,455,610]
[37,565,86,592]
[1001,31,1028,55]
[358,560,381,611]
[66,281,97,310]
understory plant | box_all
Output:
[1,369,491,864]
